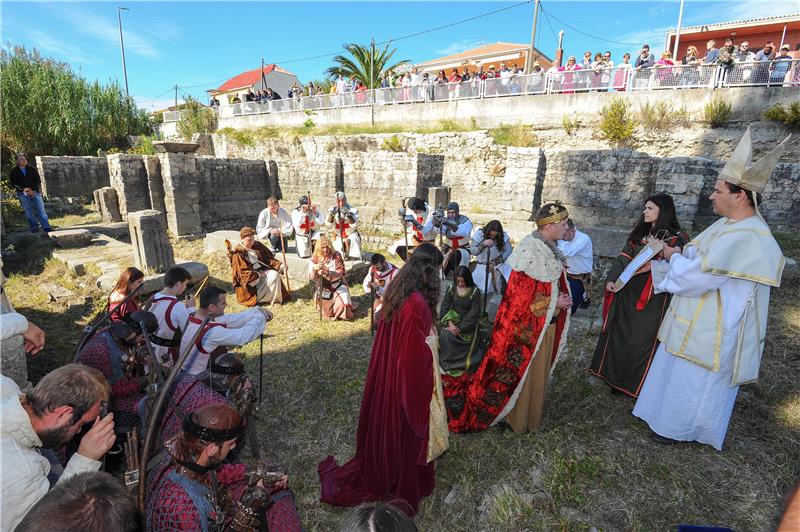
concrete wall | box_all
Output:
[37,156,109,199]
[214,86,799,130]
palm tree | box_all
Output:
[325,43,409,89]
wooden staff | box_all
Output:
[305,190,313,253]
[401,198,409,262]
[279,231,292,298]
[192,274,210,299]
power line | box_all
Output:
[137,86,174,104]
[539,4,641,47]
[140,0,533,99]
[540,5,560,48]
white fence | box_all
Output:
[198,59,800,121]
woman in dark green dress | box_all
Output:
[438,266,487,375]
[590,194,689,397]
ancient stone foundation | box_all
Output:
[128,209,174,274]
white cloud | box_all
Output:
[435,38,487,57]
[134,96,175,113]
[612,26,673,51]
[48,4,163,59]
[23,29,97,65]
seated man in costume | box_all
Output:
[438,266,487,375]
[470,220,513,320]
[180,286,270,375]
[256,196,294,253]
[309,235,357,320]
[390,197,436,261]
[74,310,159,430]
[432,201,473,253]
[146,404,302,531]
[557,218,594,315]
[444,202,572,434]
[292,195,324,258]
[149,266,195,366]
[227,227,289,307]
[140,352,255,444]
[327,191,363,260]
[362,253,399,320]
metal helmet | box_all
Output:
[299,195,309,206]
[208,352,245,392]
[447,201,460,214]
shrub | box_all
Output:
[177,97,218,139]
[487,124,538,147]
[763,102,800,130]
[638,100,689,132]
[597,97,637,147]
[218,127,255,147]
[562,114,580,135]
[128,135,157,155]
[303,118,316,129]
[703,96,732,128]
[380,134,404,152]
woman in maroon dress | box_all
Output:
[108,266,144,322]
[319,243,444,516]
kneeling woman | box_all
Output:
[589,193,689,397]
[438,266,487,374]
[309,235,356,320]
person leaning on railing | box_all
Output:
[769,44,794,86]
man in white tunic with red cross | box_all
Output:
[633,127,789,450]
[149,266,195,365]
[292,195,324,258]
[179,286,270,375]
[327,191,362,260]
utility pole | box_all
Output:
[525,0,540,74]
[117,7,130,98]
[174,84,178,110]
[672,0,685,61]
[370,37,375,126]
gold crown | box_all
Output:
[718,126,792,193]
[535,202,569,226]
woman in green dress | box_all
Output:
[589,193,690,397]
[438,266,487,374]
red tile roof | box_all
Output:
[213,65,278,92]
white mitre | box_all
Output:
[718,125,791,193]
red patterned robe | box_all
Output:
[75,329,143,429]
[444,234,570,433]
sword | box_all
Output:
[369,284,376,337]
[279,231,292,298]
[138,320,164,389]
[246,414,262,460]
[401,198,409,262]
[258,334,264,404]
[138,314,211,512]
[305,190,313,253]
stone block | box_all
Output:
[582,226,630,259]
[93,187,122,222]
[159,153,203,236]
[108,154,152,221]
[140,261,210,294]
[49,229,93,248]
[204,230,241,254]
[40,282,75,301]
[428,186,451,210]
[783,257,798,281]
[0,334,31,391]
[128,210,175,274]
[66,259,86,276]
[153,141,200,154]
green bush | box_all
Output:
[380,134,404,152]
[302,118,316,129]
[562,114,580,135]
[128,135,157,155]
[1,46,152,157]
[597,97,637,147]
[487,124,538,147]
[639,101,689,132]
[177,97,218,140]
[763,102,800,130]
[1,179,23,228]
[703,97,732,128]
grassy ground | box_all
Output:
[3,229,798,531]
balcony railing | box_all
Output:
[213,59,799,119]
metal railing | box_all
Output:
[211,59,799,119]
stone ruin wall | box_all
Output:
[36,127,800,259]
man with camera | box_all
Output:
[1,364,115,531]
[433,201,473,253]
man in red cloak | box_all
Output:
[318,244,446,516]
[445,202,572,433]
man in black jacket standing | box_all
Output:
[9,153,51,233]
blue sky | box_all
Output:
[2,1,797,111]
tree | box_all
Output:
[325,43,409,89]
[0,46,153,159]
[176,97,218,140]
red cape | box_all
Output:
[444,269,568,433]
[319,291,435,516]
